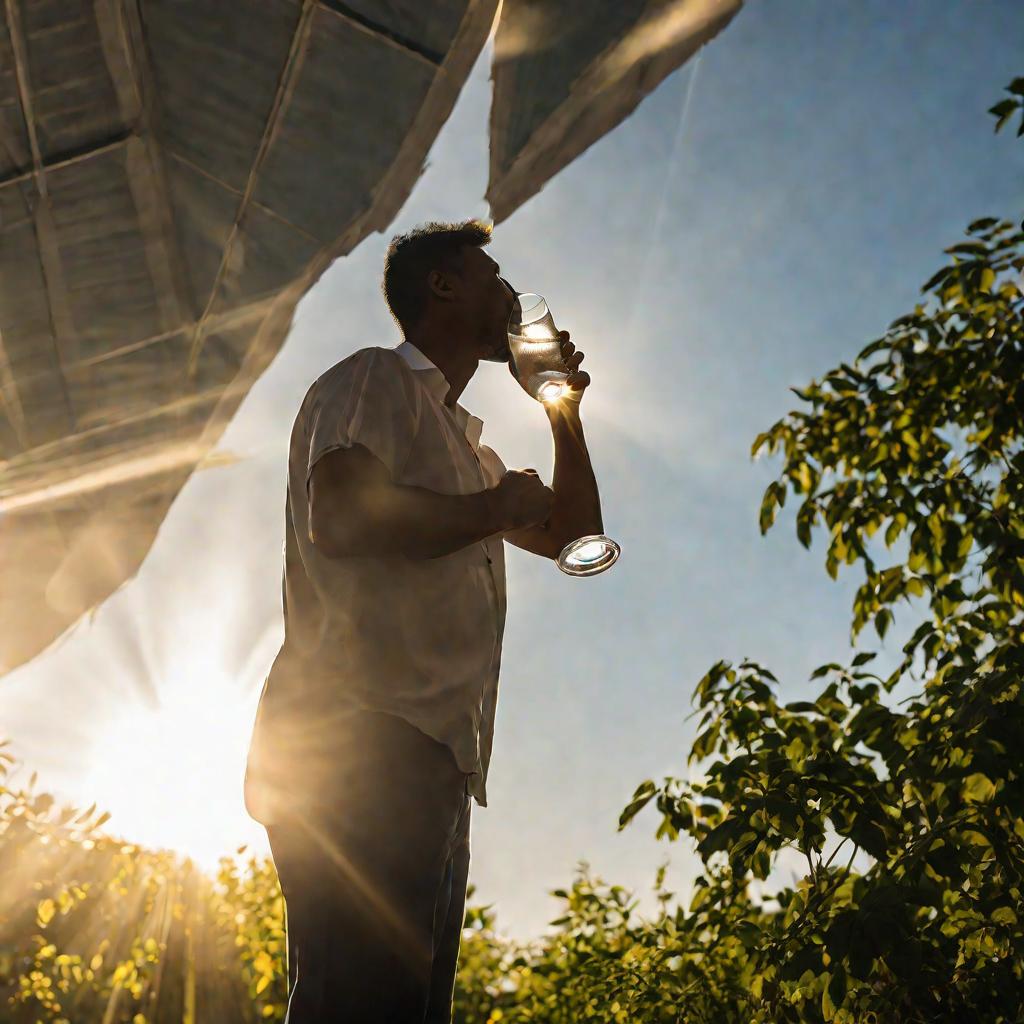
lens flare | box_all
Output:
[538,381,565,402]
[81,665,266,870]
[523,323,556,340]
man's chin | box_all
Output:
[482,339,512,364]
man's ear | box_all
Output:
[427,268,456,302]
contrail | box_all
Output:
[625,47,704,345]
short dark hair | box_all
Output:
[382,219,492,329]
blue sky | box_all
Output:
[4,1,1023,940]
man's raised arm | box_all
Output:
[308,444,553,561]
[504,332,604,560]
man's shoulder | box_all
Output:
[300,346,407,405]
[311,346,400,390]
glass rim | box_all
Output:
[509,292,548,327]
[556,534,621,577]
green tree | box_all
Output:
[619,76,1024,1023]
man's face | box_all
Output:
[457,247,516,363]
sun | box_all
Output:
[82,667,269,870]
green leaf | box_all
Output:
[780,944,821,981]
[825,911,856,961]
[618,780,657,830]
[874,608,892,640]
[962,772,996,803]
[751,431,772,458]
[992,906,1017,926]
[922,266,952,292]
[759,482,784,534]
[796,503,816,549]
[698,816,744,857]
[846,814,888,859]
[990,97,1019,132]
[946,241,988,256]
[822,983,837,1022]
[968,217,999,232]
[37,898,56,927]
[785,701,818,713]
[828,964,848,1006]
[692,723,721,760]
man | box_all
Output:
[244,219,605,1022]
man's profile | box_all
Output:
[244,219,605,1022]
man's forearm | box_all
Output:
[332,483,505,560]
[545,404,604,547]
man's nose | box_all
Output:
[498,276,517,315]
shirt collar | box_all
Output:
[394,341,483,450]
[395,340,438,374]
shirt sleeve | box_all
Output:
[477,443,507,487]
[305,348,420,488]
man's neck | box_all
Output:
[404,326,478,406]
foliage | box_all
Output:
[989,76,1024,137]
[615,83,1024,1023]
[0,743,286,1023]
[4,743,748,1024]
[453,866,762,1024]
[214,850,288,1016]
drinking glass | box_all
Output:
[506,292,570,403]
[507,292,621,577]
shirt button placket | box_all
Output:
[466,433,495,568]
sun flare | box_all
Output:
[82,667,267,870]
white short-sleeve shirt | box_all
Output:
[245,342,507,824]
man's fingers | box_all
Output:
[565,371,591,390]
[560,338,575,359]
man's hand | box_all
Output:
[554,330,590,409]
[489,469,554,531]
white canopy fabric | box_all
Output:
[0,0,741,675]
[488,0,743,222]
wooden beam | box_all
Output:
[3,0,44,178]
[189,0,499,471]
[0,325,29,450]
[124,136,187,331]
[187,0,318,375]
[317,0,445,68]
[0,129,133,191]
[8,293,275,395]
[97,0,195,333]
[166,150,322,244]
[3,0,79,435]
